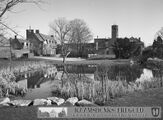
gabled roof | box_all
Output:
[35,33,55,42]
[17,39,29,43]
[35,33,44,42]
[0,35,10,47]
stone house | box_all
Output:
[94,38,111,55]
[0,35,11,58]
[10,36,30,58]
[11,36,30,50]
[94,25,118,56]
[94,25,144,57]
[26,29,57,56]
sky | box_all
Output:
[4,0,163,46]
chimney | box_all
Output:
[26,29,34,39]
[15,35,17,39]
[35,30,39,34]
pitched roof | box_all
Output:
[0,35,10,47]
[17,39,29,43]
[35,33,44,42]
[35,33,55,42]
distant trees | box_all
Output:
[138,28,163,64]
[112,38,142,59]
[69,19,93,43]
[49,18,93,62]
[152,36,163,58]
[113,38,131,59]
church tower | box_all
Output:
[111,24,118,41]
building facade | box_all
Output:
[0,35,11,58]
[94,25,118,55]
[26,29,57,56]
[94,25,144,57]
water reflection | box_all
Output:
[16,67,57,99]
[52,64,144,101]
[16,64,163,101]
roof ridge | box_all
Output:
[38,33,46,41]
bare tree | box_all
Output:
[0,0,43,35]
[69,19,93,56]
[49,17,71,63]
[0,0,43,18]
[49,18,93,61]
[0,0,43,62]
[69,19,93,43]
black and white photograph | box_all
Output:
[0,0,162,119]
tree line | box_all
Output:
[139,28,163,64]
[112,38,143,59]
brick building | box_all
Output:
[94,25,144,57]
[26,29,57,56]
[94,25,118,55]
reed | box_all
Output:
[0,60,51,97]
[52,74,162,105]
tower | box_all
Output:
[111,25,118,41]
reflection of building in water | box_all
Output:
[104,65,143,82]
[16,71,48,89]
[27,72,44,88]
[56,64,96,74]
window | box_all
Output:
[96,42,98,50]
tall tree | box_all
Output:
[69,19,93,57]
[155,27,163,40]
[49,17,71,63]
[69,19,92,43]
[152,36,163,58]
[50,18,93,61]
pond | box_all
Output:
[15,63,163,103]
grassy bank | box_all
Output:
[0,87,163,120]
[52,76,163,105]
